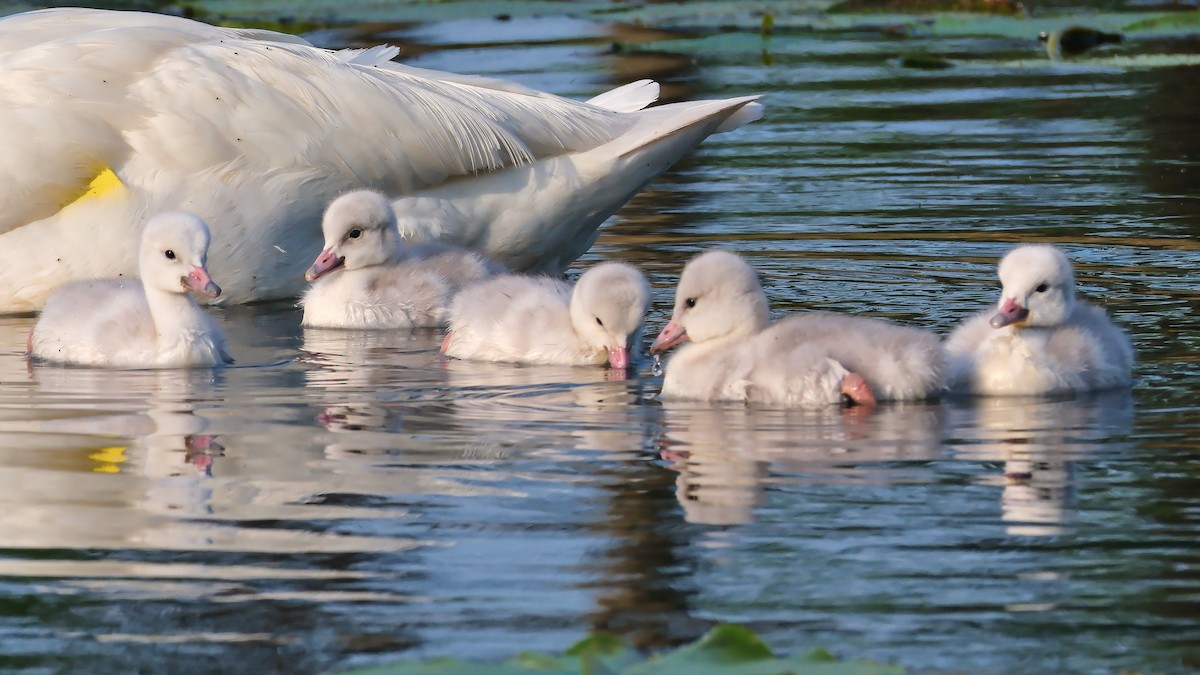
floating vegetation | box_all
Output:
[41,0,1196,49]
[898,53,955,68]
[761,10,776,36]
[1124,9,1200,32]
[826,0,1026,14]
[334,624,905,675]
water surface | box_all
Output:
[1,7,1198,674]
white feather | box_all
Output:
[586,79,659,113]
[336,45,401,66]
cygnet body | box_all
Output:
[301,190,502,329]
[649,251,943,407]
[442,262,651,368]
[944,244,1133,396]
[29,212,229,368]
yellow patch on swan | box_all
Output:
[88,445,128,474]
[62,167,126,209]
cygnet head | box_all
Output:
[306,190,401,281]
[569,262,651,369]
[990,244,1075,329]
[649,250,769,354]
[138,212,220,298]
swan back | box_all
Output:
[569,263,651,367]
[444,275,577,364]
[767,313,943,402]
[742,344,851,408]
[402,242,507,289]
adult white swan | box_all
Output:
[0,7,762,313]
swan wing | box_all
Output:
[0,8,631,236]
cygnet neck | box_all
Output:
[144,282,208,346]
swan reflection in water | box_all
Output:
[657,402,945,525]
[440,357,653,456]
[301,327,452,462]
[944,391,1134,536]
[303,323,654,462]
[31,367,223,487]
[0,367,224,550]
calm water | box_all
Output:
[1,8,1199,674]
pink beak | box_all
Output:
[840,372,876,407]
[649,319,688,355]
[990,297,1029,329]
[183,265,221,298]
[305,248,345,281]
[607,346,631,369]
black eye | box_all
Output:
[595,317,604,327]
[164,250,176,260]
[348,228,362,239]
[685,297,696,309]
[1035,283,1048,293]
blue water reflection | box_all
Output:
[0,5,1197,674]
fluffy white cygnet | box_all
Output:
[441,262,651,368]
[300,190,503,329]
[29,212,230,368]
[945,244,1133,396]
[649,250,943,407]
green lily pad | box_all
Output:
[1123,9,1200,32]
[826,0,1026,15]
[995,52,1200,68]
[333,624,903,675]
[59,0,1198,45]
[624,624,775,674]
[626,625,903,675]
[564,631,645,674]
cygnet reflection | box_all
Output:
[302,327,449,461]
[37,368,222,510]
[441,357,655,457]
[658,402,944,525]
[944,391,1134,536]
[301,326,446,392]
[302,330,658,501]
[0,367,224,549]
